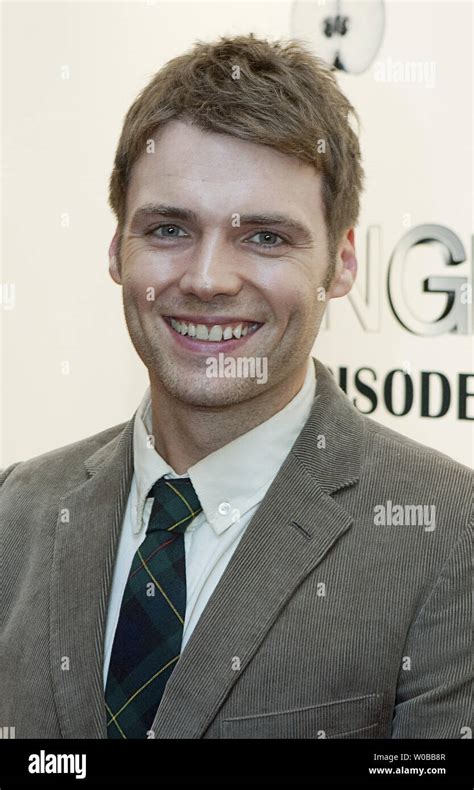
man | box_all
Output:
[1,35,471,740]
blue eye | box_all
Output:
[150,224,188,238]
[249,231,285,248]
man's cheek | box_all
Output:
[122,274,160,312]
[266,284,307,325]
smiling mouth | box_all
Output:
[163,316,263,342]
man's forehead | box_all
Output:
[130,120,321,185]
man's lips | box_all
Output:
[161,315,264,352]
[163,314,260,326]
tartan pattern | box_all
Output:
[105,476,202,738]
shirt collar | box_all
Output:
[133,357,317,536]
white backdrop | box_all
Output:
[1,0,472,466]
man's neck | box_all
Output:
[149,365,309,474]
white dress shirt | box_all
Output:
[103,358,317,688]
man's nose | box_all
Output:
[178,233,243,301]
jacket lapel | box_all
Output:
[50,415,136,738]
[150,359,365,738]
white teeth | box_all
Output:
[169,317,260,341]
[195,324,209,340]
[208,325,223,341]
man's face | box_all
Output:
[110,120,352,407]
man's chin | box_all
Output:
[158,374,266,408]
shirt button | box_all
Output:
[218,501,231,516]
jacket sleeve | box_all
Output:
[391,520,473,738]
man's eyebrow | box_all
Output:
[130,204,198,224]
[130,204,313,238]
[238,212,312,238]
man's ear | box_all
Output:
[327,227,357,299]
[109,227,122,284]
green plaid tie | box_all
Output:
[105,476,202,739]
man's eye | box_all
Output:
[149,224,188,239]
[248,231,285,248]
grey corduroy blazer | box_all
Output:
[0,358,472,739]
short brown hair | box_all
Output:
[109,33,364,270]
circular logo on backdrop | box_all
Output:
[291,0,385,74]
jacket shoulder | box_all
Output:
[358,412,473,536]
[0,420,130,490]
[362,411,472,478]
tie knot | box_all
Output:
[147,476,202,534]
